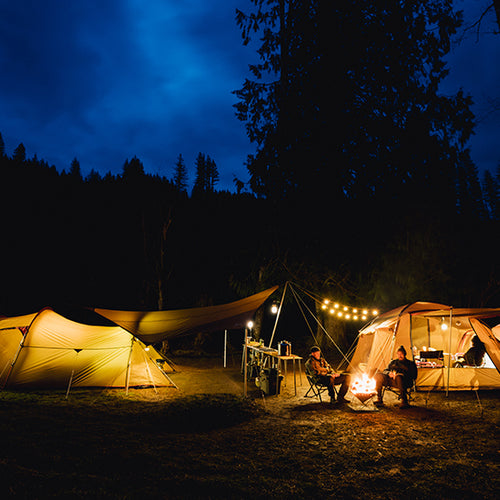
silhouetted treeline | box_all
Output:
[1,3,499,317]
[0,137,499,318]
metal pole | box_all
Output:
[65,369,75,400]
[243,328,248,396]
[269,282,288,348]
[224,330,227,368]
[446,307,453,397]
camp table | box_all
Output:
[242,342,303,395]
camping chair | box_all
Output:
[382,379,415,402]
[304,363,336,402]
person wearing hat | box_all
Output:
[305,346,350,405]
[374,345,417,409]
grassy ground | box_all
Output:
[0,360,499,498]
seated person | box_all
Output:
[462,335,486,367]
[374,345,417,409]
[305,346,350,405]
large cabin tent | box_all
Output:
[348,302,500,391]
[0,287,278,391]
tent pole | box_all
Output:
[446,307,453,397]
[243,328,248,397]
[225,330,229,367]
[125,338,134,395]
[143,348,158,394]
[2,312,41,390]
[66,370,75,400]
[65,350,81,400]
[268,282,288,348]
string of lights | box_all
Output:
[320,299,379,321]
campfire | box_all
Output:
[350,374,376,403]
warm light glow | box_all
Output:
[351,373,376,395]
[319,298,380,322]
[247,321,254,329]
[441,322,448,331]
[271,304,278,314]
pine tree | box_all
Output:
[483,167,500,220]
[234,0,474,212]
[192,153,219,195]
[12,143,26,163]
[456,155,487,220]
[86,169,102,183]
[172,153,188,193]
[69,157,82,181]
[122,156,145,180]
[207,155,219,191]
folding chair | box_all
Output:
[382,380,415,402]
[304,364,336,402]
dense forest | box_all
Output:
[1,1,499,323]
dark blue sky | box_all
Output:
[1,1,498,192]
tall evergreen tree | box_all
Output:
[456,154,487,220]
[207,155,219,191]
[172,153,188,193]
[234,0,474,214]
[12,143,26,163]
[483,167,500,220]
[122,156,145,180]
[192,153,219,195]
[69,157,82,181]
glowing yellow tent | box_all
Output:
[0,308,171,390]
[349,302,500,391]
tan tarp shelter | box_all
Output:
[0,287,278,390]
[93,286,279,343]
[348,302,500,391]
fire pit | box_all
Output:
[350,374,377,405]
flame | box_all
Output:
[350,373,376,395]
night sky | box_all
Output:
[1,0,498,192]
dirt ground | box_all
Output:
[0,355,499,498]
[150,355,500,498]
